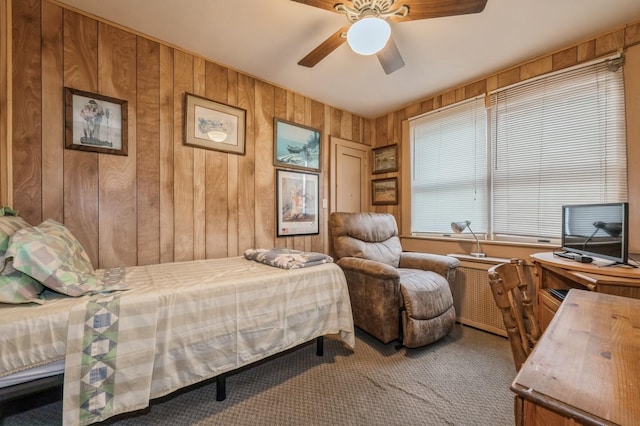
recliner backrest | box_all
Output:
[329,212,402,267]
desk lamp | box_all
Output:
[583,221,622,250]
[451,220,485,258]
[592,221,622,237]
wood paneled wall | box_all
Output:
[0,0,10,207]
[372,18,640,254]
[7,1,640,267]
[8,0,370,268]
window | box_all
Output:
[410,97,488,235]
[410,57,627,242]
[490,58,627,240]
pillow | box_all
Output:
[5,219,100,296]
[0,214,44,304]
[0,261,44,304]
[0,215,31,259]
[0,206,19,216]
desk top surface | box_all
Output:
[531,251,640,280]
[511,289,640,425]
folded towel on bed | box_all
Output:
[244,248,333,269]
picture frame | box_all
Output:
[372,177,398,205]
[273,118,321,172]
[183,92,246,155]
[64,87,128,156]
[276,169,319,237]
[372,144,398,174]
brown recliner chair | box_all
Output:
[329,212,459,348]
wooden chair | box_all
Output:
[487,258,541,371]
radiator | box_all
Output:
[451,258,507,337]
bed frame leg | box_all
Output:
[316,336,324,356]
[395,312,405,350]
[216,374,226,401]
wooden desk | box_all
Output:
[511,290,640,425]
[531,252,640,330]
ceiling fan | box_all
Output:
[293,0,488,74]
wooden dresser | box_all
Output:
[530,252,640,330]
[511,289,640,425]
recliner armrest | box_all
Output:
[399,252,460,282]
[336,257,400,280]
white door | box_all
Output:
[330,137,369,213]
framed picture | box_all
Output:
[372,144,398,174]
[183,92,246,155]
[64,87,128,155]
[276,169,319,237]
[273,118,321,172]
[372,177,398,205]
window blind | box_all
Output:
[410,97,488,234]
[490,58,627,240]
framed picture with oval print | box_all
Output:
[183,92,246,155]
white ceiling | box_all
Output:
[56,0,640,119]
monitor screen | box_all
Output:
[561,202,628,264]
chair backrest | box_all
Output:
[487,258,541,371]
[328,212,402,267]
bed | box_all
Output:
[0,217,354,425]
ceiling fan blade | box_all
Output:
[392,0,488,21]
[290,0,354,13]
[298,26,349,68]
[377,36,405,74]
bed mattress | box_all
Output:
[0,256,354,425]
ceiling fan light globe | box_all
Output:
[346,17,390,56]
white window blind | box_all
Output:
[490,58,627,240]
[410,97,488,234]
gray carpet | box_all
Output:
[4,324,516,425]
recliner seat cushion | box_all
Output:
[399,268,454,320]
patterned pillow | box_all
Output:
[0,215,31,259]
[0,215,44,304]
[5,219,100,296]
[0,262,44,304]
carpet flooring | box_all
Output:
[3,324,516,425]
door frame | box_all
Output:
[329,136,369,214]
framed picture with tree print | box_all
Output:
[64,87,128,156]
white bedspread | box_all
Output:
[0,256,354,425]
